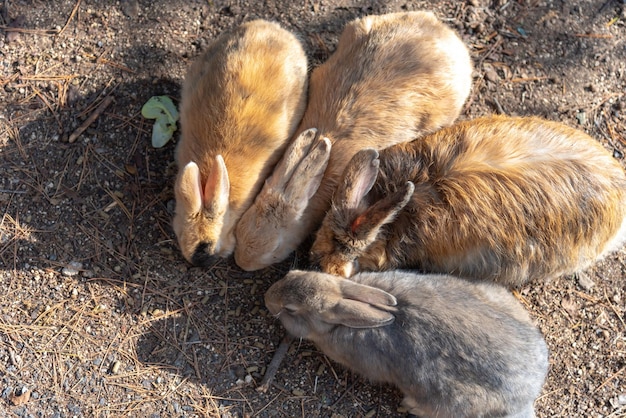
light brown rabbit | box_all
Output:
[173,20,308,266]
[265,269,549,417]
[310,115,626,286]
[235,11,473,271]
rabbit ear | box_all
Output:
[265,128,319,190]
[178,162,203,214]
[325,299,395,328]
[340,279,397,307]
[283,137,332,211]
[321,279,396,329]
[336,149,380,210]
[351,181,415,240]
[203,155,230,214]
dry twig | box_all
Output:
[68,95,114,143]
[257,333,294,393]
[575,33,612,39]
[57,0,82,37]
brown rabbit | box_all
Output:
[234,11,473,271]
[265,269,549,417]
[173,20,308,266]
[310,115,626,286]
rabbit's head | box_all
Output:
[234,130,332,271]
[310,149,414,277]
[173,155,235,266]
[265,270,397,339]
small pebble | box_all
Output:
[484,65,500,83]
[577,271,595,291]
[1,386,12,399]
[121,0,139,18]
[67,404,81,415]
[618,393,626,405]
[62,261,83,277]
[109,361,121,374]
[9,386,30,406]
[316,364,326,375]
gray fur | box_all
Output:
[265,269,549,417]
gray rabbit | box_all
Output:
[265,269,549,417]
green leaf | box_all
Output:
[142,96,179,120]
[152,118,177,148]
[141,96,179,148]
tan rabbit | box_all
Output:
[310,115,626,286]
[235,11,473,271]
[265,269,549,417]
[173,20,308,265]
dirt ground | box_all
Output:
[1,0,625,417]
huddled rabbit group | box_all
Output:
[172,10,626,418]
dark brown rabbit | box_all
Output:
[235,11,473,271]
[265,269,549,417]
[173,20,308,266]
[310,115,626,285]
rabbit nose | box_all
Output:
[191,241,224,266]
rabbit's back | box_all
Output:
[304,12,472,215]
[174,20,308,263]
[318,271,548,417]
[370,116,626,285]
[302,12,471,141]
[177,20,308,204]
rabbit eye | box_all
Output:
[283,304,298,314]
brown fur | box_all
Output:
[173,20,308,264]
[311,115,626,286]
[235,11,473,270]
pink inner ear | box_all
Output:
[350,213,367,234]
[196,172,205,209]
[202,171,216,207]
[179,162,204,214]
[202,155,230,211]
